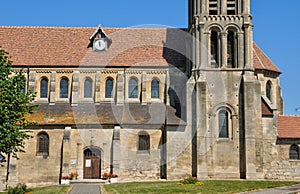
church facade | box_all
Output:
[1,0,300,189]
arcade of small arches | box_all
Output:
[209,26,241,68]
[37,75,162,102]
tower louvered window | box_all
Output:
[227,0,237,15]
[211,31,220,68]
[227,30,236,68]
[209,0,219,15]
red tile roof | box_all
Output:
[0,26,280,72]
[0,26,186,68]
[261,98,273,116]
[253,43,281,74]
[277,115,300,138]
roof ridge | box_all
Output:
[0,26,177,30]
[0,25,97,29]
[0,26,186,31]
[279,114,300,117]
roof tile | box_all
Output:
[0,26,280,72]
[253,43,281,74]
[278,115,300,138]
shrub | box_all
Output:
[177,175,204,185]
[7,183,29,194]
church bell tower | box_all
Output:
[188,0,253,72]
[187,0,260,179]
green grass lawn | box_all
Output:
[103,180,299,194]
[0,185,70,194]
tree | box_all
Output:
[0,48,37,184]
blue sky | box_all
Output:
[1,0,299,115]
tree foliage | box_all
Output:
[0,48,37,159]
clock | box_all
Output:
[94,39,106,51]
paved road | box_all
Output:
[68,183,300,194]
[246,185,300,194]
[69,184,101,194]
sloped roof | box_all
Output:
[261,97,273,117]
[0,26,280,72]
[253,43,281,74]
[277,115,300,138]
[0,26,186,68]
[26,103,186,126]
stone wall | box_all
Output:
[61,128,113,179]
[10,129,64,188]
[265,160,300,180]
[166,126,192,180]
[119,128,162,181]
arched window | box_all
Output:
[84,148,101,157]
[211,30,220,68]
[209,0,219,15]
[84,78,93,98]
[227,30,237,68]
[266,81,272,101]
[105,78,114,98]
[40,77,48,98]
[128,77,138,98]
[290,145,299,160]
[138,131,150,152]
[37,132,49,156]
[227,0,237,15]
[60,78,69,98]
[219,109,229,138]
[151,79,160,98]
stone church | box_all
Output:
[1,0,300,189]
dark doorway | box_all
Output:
[83,148,101,179]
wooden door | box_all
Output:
[83,148,101,179]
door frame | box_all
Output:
[83,147,101,179]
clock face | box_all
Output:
[94,39,106,51]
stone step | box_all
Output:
[70,179,108,184]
